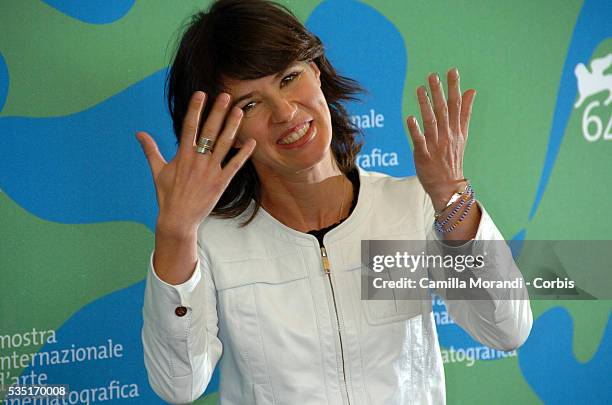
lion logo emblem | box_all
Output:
[574,53,612,108]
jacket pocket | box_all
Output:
[213,251,317,401]
[345,263,425,326]
[213,252,309,290]
[361,290,425,325]
[350,248,430,326]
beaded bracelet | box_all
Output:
[434,193,469,231]
[434,184,474,229]
[434,180,471,217]
[435,194,476,234]
[434,182,476,234]
[442,195,476,233]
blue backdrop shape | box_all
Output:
[306,0,415,177]
[0,69,176,231]
[519,307,612,403]
[41,0,136,24]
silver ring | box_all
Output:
[197,137,215,148]
[195,145,213,154]
[195,137,214,154]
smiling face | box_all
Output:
[225,61,335,180]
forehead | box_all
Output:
[222,74,272,95]
[222,61,308,95]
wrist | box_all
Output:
[427,179,469,212]
[433,182,476,235]
[156,215,198,242]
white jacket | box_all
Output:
[142,171,532,405]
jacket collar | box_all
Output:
[252,168,375,247]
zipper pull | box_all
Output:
[320,246,331,274]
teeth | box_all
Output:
[278,122,310,145]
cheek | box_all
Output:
[235,120,260,146]
[314,95,332,131]
[310,89,330,120]
[236,122,272,159]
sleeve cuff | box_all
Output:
[427,201,504,245]
[148,251,202,308]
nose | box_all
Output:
[270,95,297,124]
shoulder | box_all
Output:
[357,168,430,233]
[358,168,426,201]
[196,209,257,254]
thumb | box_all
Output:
[136,131,166,177]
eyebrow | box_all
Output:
[230,68,294,108]
[231,92,256,109]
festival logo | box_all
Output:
[574,53,612,142]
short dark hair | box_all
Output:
[166,0,363,224]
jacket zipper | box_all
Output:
[320,245,351,405]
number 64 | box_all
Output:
[582,100,612,142]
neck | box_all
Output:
[257,159,353,233]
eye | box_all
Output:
[280,71,302,87]
[241,101,257,113]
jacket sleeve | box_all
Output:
[423,192,533,351]
[141,245,222,404]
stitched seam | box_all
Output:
[353,277,373,405]
[185,308,194,399]
[409,317,414,400]
[332,270,353,404]
[252,284,277,404]
[167,325,176,377]
[424,311,432,395]
[215,251,302,263]
[154,323,174,380]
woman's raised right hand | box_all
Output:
[137,91,255,237]
[136,91,256,284]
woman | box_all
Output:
[138,0,532,404]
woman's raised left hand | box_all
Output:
[406,68,476,212]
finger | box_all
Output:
[136,131,167,177]
[198,92,231,147]
[428,72,449,140]
[220,138,257,183]
[447,67,461,135]
[406,115,429,157]
[210,106,244,166]
[416,85,438,144]
[179,91,207,155]
[460,89,477,140]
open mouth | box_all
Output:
[277,121,313,146]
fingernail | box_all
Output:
[219,93,230,106]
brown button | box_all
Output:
[175,306,188,317]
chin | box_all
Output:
[291,145,336,175]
